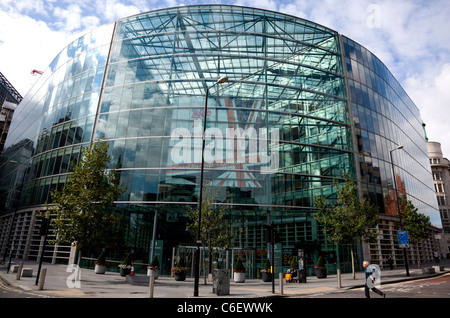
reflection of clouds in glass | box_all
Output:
[88,91,100,115]
[95,117,107,139]
[110,139,125,169]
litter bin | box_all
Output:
[213,269,230,295]
[298,270,307,283]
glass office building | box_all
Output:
[0,5,441,276]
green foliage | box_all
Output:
[178,257,186,267]
[149,255,160,269]
[95,252,106,266]
[398,196,431,243]
[261,259,271,272]
[397,196,431,268]
[314,174,379,279]
[234,257,246,272]
[119,253,132,269]
[171,257,188,274]
[290,256,298,269]
[46,140,126,252]
[186,184,234,250]
[314,175,379,246]
[315,256,325,269]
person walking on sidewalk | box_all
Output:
[387,256,393,270]
[363,261,385,298]
[434,251,440,263]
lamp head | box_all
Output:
[397,145,404,150]
[216,76,228,84]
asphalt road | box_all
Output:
[298,272,450,298]
[0,276,61,298]
[0,277,40,298]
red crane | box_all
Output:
[31,69,43,75]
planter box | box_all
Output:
[120,268,131,277]
[315,268,327,279]
[147,269,159,279]
[233,272,246,283]
[174,273,186,281]
[95,264,107,274]
[422,267,435,274]
[22,268,33,277]
[432,266,444,272]
[261,272,272,282]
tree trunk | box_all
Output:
[202,247,207,285]
[350,245,356,280]
[415,244,421,268]
[208,243,212,276]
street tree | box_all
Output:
[314,175,379,279]
[187,184,233,283]
[46,139,126,262]
[398,196,431,268]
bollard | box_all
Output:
[39,268,47,290]
[16,262,24,280]
[279,273,283,295]
[149,274,155,298]
[337,269,341,288]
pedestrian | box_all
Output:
[286,266,297,282]
[433,251,440,263]
[387,256,393,270]
[363,261,385,298]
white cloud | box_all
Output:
[81,15,102,31]
[0,10,71,95]
[233,0,279,11]
[53,4,83,32]
[1,0,49,17]
[405,63,450,156]
[95,0,141,22]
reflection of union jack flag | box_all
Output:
[167,98,269,188]
[212,99,262,188]
[191,109,211,128]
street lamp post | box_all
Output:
[194,76,228,297]
[150,206,158,264]
[389,145,410,277]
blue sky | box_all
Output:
[1,0,450,155]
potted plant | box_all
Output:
[233,257,246,283]
[119,253,132,277]
[171,258,188,281]
[94,251,107,274]
[260,259,272,282]
[147,255,160,279]
[315,256,327,278]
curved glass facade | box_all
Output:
[0,5,440,275]
[342,36,440,227]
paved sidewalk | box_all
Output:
[0,259,449,298]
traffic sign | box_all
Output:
[397,231,409,248]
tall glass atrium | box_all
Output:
[0,5,441,276]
